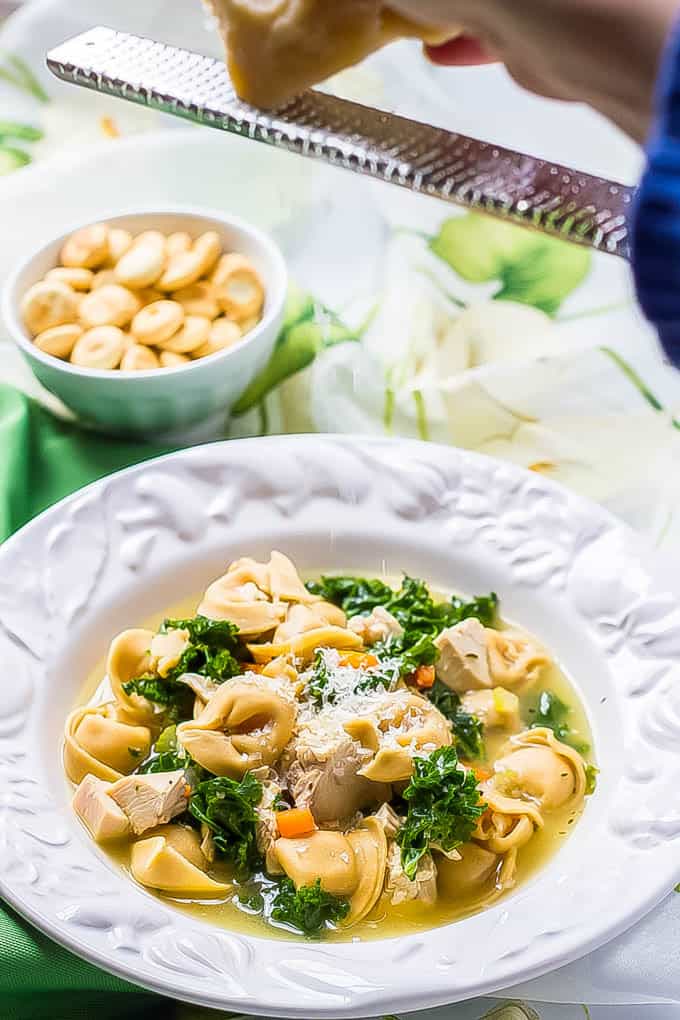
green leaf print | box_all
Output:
[495,235,591,313]
[0,120,43,141]
[0,121,44,176]
[430,215,533,282]
[429,213,591,316]
[0,146,30,175]
[0,52,49,103]
[479,1004,541,1020]
[232,284,357,415]
[281,282,315,328]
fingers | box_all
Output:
[424,35,497,66]
[424,33,569,104]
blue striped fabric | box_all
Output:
[633,19,680,363]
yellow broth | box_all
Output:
[74,585,594,942]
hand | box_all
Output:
[388,0,678,142]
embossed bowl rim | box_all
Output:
[1,434,679,1017]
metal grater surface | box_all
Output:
[47,26,635,259]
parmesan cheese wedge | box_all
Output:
[207,0,457,107]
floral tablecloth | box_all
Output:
[2,2,680,1019]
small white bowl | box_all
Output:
[1,207,287,437]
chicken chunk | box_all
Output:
[348,607,403,645]
[256,779,284,874]
[109,770,190,835]
[461,687,520,731]
[434,618,492,692]
[72,774,130,842]
[149,629,189,678]
[385,841,437,906]
[286,714,390,824]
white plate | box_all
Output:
[1,435,680,1016]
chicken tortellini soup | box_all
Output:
[65,552,596,940]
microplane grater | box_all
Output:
[46,26,636,259]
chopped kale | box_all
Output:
[531,690,589,754]
[155,724,179,754]
[270,878,350,936]
[138,725,191,774]
[121,675,194,723]
[377,631,439,678]
[306,649,333,706]
[238,889,265,913]
[398,746,486,880]
[584,764,599,795]
[305,650,395,706]
[189,772,263,875]
[307,574,497,678]
[122,615,242,718]
[162,615,242,684]
[164,615,239,647]
[306,576,395,616]
[308,575,496,633]
[428,681,485,760]
[353,668,397,696]
[138,749,189,774]
[450,710,485,762]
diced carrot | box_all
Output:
[243,663,265,673]
[472,765,493,782]
[338,651,379,669]
[413,664,435,689]
[275,807,317,839]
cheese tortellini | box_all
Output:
[271,601,348,643]
[131,824,231,896]
[492,727,587,810]
[474,728,587,855]
[201,551,362,658]
[64,704,151,784]
[486,630,551,692]
[274,817,387,926]
[346,691,452,782]
[248,625,362,665]
[107,628,159,725]
[176,676,297,777]
[199,551,315,629]
[437,843,500,897]
[275,830,358,897]
[199,572,286,636]
[437,842,519,908]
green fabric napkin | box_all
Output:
[0,383,173,542]
[0,383,180,1018]
[0,903,168,1020]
